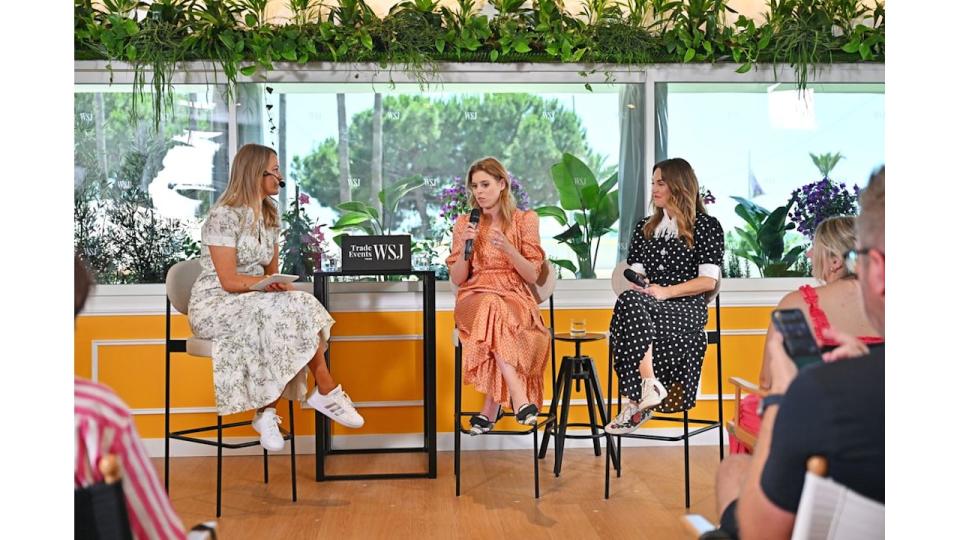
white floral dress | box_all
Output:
[188,205,335,415]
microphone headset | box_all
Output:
[263,171,286,189]
[463,208,482,260]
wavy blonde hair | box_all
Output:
[642,158,706,248]
[811,216,857,281]
[465,156,517,227]
[214,143,279,229]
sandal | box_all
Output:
[469,405,503,436]
[515,403,540,426]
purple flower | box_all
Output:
[789,176,859,240]
[299,193,311,205]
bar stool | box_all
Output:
[538,332,620,479]
[453,259,558,499]
[164,259,298,517]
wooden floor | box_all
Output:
[161,446,724,539]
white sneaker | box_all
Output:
[306,385,365,428]
[251,408,285,451]
[605,402,652,435]
[638,377,667,411]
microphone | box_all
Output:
[279,180,286,188]
[464,208,481,260]
[624,268,648,288]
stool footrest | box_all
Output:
[456,413,556,435]
[613,422,720,442]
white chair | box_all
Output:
[791,457,884,540]
[452,259,558,498]
[164,260,297,518]
[605,260,725,504]
[682,456,884,540]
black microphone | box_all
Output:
[279,180,286,188]
[464,208,481,260]
[624,268,648,288]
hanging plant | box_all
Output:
[74,0,884,130]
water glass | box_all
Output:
[570,318,587,337]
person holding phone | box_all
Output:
[446,157,551,434]
[605,158,724,435]
[189,143,364,453]
[713,167,885,540]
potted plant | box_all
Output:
[535,153,619,279]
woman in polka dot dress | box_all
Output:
[605,158,724,435]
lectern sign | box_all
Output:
[341,235,411,271]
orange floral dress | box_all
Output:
[446,209,551,408]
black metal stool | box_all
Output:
[538,332,620,478]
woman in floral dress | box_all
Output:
[188,143,363,452]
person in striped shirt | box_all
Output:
[75,256,187,539]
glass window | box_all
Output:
[74,85,229,283]
[237,83,625,279]
[658,82,884,277]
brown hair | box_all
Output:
[465,156,517,227]
[857,166,885,251]
[811,216,857,281]
[641,158,706,248]
[215,143,279,229]
[75,255,94,316]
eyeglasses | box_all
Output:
[843,247,884,275]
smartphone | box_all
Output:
[771,309,823,369]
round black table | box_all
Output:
[539,332,620,478]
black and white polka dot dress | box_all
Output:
[609,212,724,413]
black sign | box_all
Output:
[341,235,412,271]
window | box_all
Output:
[74,85,229,283]
[236,82,625,279]
[658,82,884,277]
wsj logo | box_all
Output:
[372,243,405,261]
[349,177,361,188]
[349,243,404,260]
[389,111,400,119]
[465,111,477,120]
[542,111,556,120]
[574,176,588,186]
[424,177,439,187]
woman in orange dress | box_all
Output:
[446,157,551,435]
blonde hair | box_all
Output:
[465,157,516,227]
[811,216,857,281]
[857,166,885,252]
[642,158,706,248]
[215,143,279,229]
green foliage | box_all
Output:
[330,176,426,235]
[75,0,884,129]
[290,93,606,239]
[809,151,843,178]
[280,189,323,279]
[535,153,619,279]
[729,196,806,277]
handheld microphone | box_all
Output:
[464,208,481,260]
[624,268,648,288]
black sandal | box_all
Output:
[515,403,539,426]
[469,406,503,436]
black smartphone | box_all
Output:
[771,309,823,369]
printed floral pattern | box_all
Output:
[188,205,334,415]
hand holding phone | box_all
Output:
[771,309,823,369]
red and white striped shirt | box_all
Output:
[75,378,186,540]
